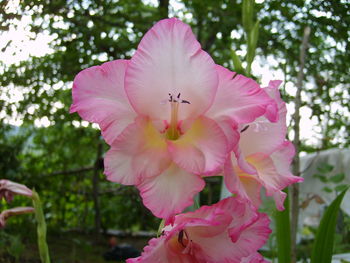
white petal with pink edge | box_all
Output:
[137,163,205,219]
[205,65,278,125]
[126,236,168,263]
[104,118,171,186]
[245,143,303,210]
[70,60,136,145]
[185,198,263,262]
[241,252,269,263]
[168,117,228,175]
[238,79,287,156]
[231,213,271,254]
[223,156,254,203]
[125,18,218,122]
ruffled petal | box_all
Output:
[168,117,228,175]
[205,65,277,125]
[70,59,136,145]
[104,118,171,185]
[238,80,287,156]
[126,236,168,263]
[239,175,262,209]
[186,198,260,262]
[241,253,269,263]
[191,231,246,262]
[223,157,252,202]
[216,117,240,153]
[138,164,205,219]
[245,143,303,210]
[232,213,271,254]
[175,206,232,238]
[125,18,218,122]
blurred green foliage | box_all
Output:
[0,0,349,248]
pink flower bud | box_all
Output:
[0,179,33,203]
[0,207,34,228]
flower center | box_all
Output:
[165,93,190,140]
[168,229,190,253]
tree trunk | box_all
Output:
[291,26,311,263]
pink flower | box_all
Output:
[0,179,33,203]
[224,81,303,210]
[70,18,277,219]
[0,207,34,228]
[126,197,271,263]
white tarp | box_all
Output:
[299,148,350,226]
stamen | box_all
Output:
[166,93,190,140]
[177,230,189,247]
[240,125,250,133]
[178,230,185,247]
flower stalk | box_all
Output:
[32,190,51,263]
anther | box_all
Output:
[178,230,185,247]
[240,125,250,133]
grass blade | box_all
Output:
[310,187,349,263]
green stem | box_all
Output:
[157,219,165,237]
[275,188,291,263]
[32,190,51,263]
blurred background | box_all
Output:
[0,0,349,262]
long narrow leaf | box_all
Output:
[242,0,254,32]
[310,187,349,263]
[246,20,259,76]
[231,49,246,75]
[275,188,291,263]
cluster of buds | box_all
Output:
[0,179,34,228]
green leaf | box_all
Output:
[317,163,334,174]
[231,49,246,75]
[335,184,348,192]
[310,187,349,263]
[313,173,328,183]
[275,188,291,263]
[246,20,259,76]
[329,173,345,183]
[242,0,254,32]
[32,190,51,263]
[157,219,165,237]
[322,186,333,193]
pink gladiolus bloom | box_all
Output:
[126,197,271,263]
[70,18,277,219]
[224,81,303,210]
[0,179,33,203]
[0,207,35,228]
